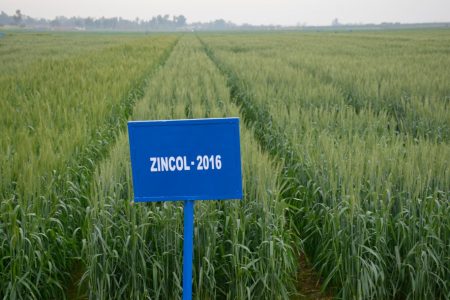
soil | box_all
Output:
[294,253,334,300]
[66,260,87,300]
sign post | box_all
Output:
[127,118,243,300]
[183,200,194,299]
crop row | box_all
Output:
[0,34,178,299]
[200,32,449,299]
[81,36,298,299]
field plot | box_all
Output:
[82,37,297,299]
[201,30,449,299]
[0,30,449,300]
[0,32,177,298]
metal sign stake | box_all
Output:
[182,200,194,300]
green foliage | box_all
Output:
[1,30,449,300]
[201,30,450,299]
[82,37,298,299]
[0,32,177,299]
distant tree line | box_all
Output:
[0,10,191,30]
[0,10,282,31]
[1,10,448,31]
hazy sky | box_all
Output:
[2,0,450,26]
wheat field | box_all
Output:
[0,30,449,299]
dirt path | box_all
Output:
[66,261,87,300]
[294,253,333,300]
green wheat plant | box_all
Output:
[201,30,449,299]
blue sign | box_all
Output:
[128,117,242,300]
[128,118,243,202]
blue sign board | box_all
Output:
[128,118,243,202]
[128,117,242,300]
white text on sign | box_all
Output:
[150,155,222,172]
